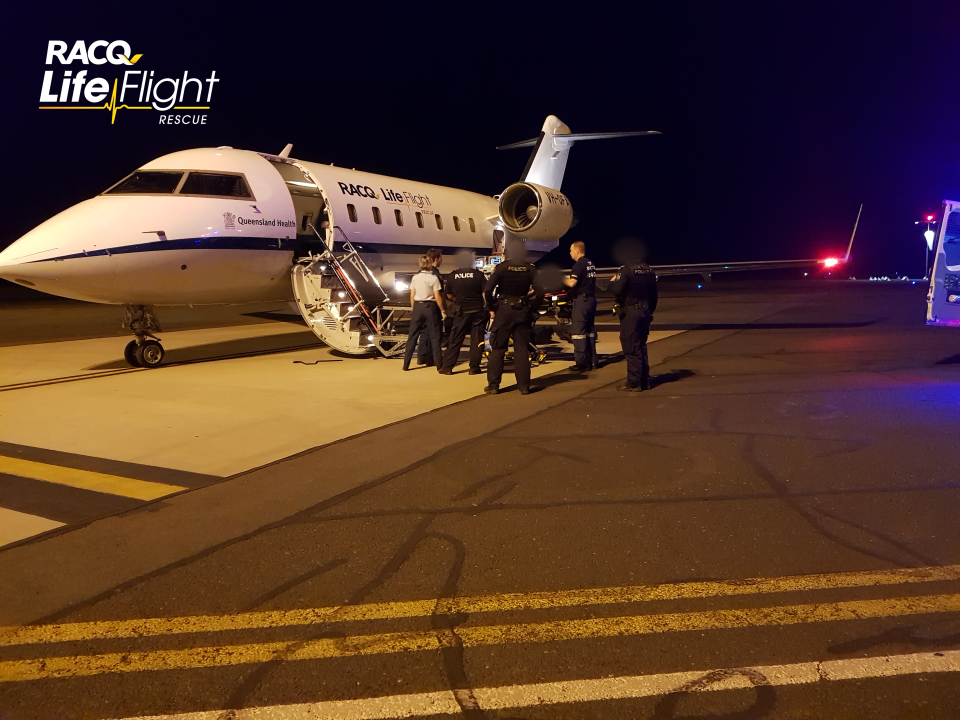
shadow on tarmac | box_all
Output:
[85,331,323,370]
[653,368,696,386]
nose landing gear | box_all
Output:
[122,304,165,368]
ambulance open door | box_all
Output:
[927,200,960,327]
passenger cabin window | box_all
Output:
[453,216,461,231]
[372,206,382,224]
[416,212,424,228]
[469,218,476,232]
[394,209,404,226]
[435,215,443,230]
[347,204,358,222]
[105,171,183,195]
[180,172,252,198]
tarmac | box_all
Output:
[1,278,959,719]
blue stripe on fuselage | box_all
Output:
[27,236,297,262]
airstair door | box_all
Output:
[927,200,960,327]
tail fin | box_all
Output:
[497,115,659,191]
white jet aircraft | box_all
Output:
[0,115,837,367]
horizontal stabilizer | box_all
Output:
[497,130,660,150]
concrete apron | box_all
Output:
[0,320,680,476]
[0,327,712,627]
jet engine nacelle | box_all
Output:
[498,182,574,240]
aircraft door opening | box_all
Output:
[270,160,333,258]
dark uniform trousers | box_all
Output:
[404,302,443,369]
[486,303,535,391]
[441,309,485,371]
[619,303,652,388]
[571,295,597,368]
[419,315,451,361]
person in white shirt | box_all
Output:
[403,256,446,371]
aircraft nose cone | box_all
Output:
[0,198,118,299]
[0,232,53,287]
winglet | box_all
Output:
[845,204,862,262]
[278,143,293,159]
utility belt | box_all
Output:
[613,301,650,314]
[498,296,529,308]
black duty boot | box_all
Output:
[640,374,651,391]
[617,383,641,392]
[484,384,500,395]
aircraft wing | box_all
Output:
[611,257,839,277]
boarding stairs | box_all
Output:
[291,225,411,357]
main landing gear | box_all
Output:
[122,304,165,368]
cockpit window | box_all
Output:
[104,171,184,195]
[180,172,252,198]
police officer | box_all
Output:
[439,251,486,375]
[417,248,444,366]
[608,246,658,391]
[483,241,544,395]
[563,241,597,371]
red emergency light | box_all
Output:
[927,214,935,221]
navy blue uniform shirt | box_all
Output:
[569,256,596,299]
[445,266,486,313]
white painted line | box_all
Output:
[0,507,63,547]
[122,649,960,719]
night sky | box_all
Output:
[2,2,958,276]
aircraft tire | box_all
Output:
[135,339,164,368]
[124,340,141,368]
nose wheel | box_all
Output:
[122,304,165,369]
[123,339,164,368]
[124,340,141,367]
[137,339,164,367]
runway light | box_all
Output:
[823,257,840,268]
[697,284,702,289]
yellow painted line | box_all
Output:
[0,456,185,501]
[3,563,958,647]
[2,593,957,682]
[114,649,960,719]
